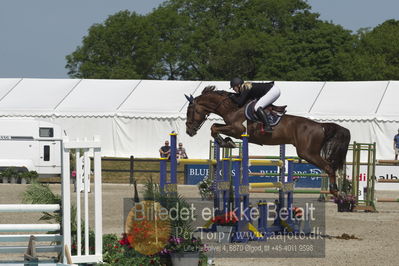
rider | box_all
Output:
[229,77,280,132]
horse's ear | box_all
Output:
[185,94,194,103]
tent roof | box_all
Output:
[117,80,201,117]
[0,78,397,121]
[56,79,140,116]
[274,81,325,116]
[375,81,399,120]
[310,81,389,120]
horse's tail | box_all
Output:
[321,123,351,171]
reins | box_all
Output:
[192,92,231,132]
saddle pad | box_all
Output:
[244,100,283,127]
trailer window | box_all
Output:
[39,128,54,137]
[43,145,50,161]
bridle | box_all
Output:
[189,102,208,133]
[188,94,230,132]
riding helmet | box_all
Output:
[230,77,244,88]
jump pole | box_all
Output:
[160,132,178,194]
[233,134,250,235]
[250,189,330,194]
[377,198,399,202]
[214,141,231,216]
[350,142,376,211]
[237,134,294,235]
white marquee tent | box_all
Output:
[0,78,398,160]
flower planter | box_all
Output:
[216,225,234,243]
[170,251,199,266]
[337,201,354,212]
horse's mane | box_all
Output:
[200,85,233,98]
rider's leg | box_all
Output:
[254,85,281,110]
[254,85,281,132]
[256,107,272,132]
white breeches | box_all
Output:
[254,84,281,110]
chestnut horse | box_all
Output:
[185,86,351,196]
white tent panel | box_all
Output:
[373,121,399,160]
[56,79,140,116]
[274,81,324,116]
[376,81,399,120]
[0,78,80,113]
[0,78,21,100]
[310,81,388,118]
[113,117,182,157]
[47,117,116,156]
[118,80,201,117]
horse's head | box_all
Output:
[185,86,233,136]
[185,94,208,137]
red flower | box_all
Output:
[212,211,238,225]
[118,237,130,246]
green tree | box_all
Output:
[65,0,355,81]
[339,20,399,80]
[66,11,158,79]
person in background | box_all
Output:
[394,129,399,160]
[177,142,188,159]
[159,140,171,159]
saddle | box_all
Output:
[244,100,287,127]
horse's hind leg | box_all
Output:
[296,151,338,197]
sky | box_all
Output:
[0,0,398,79]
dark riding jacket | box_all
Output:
[230,81,274,107]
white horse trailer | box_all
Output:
[0,118,63,177]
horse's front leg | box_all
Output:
[211,123,246,148]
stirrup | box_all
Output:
[258,123,272,134]
[263,125,273,133]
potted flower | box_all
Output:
[162,236,204,266]
[212,211,238,243]
[335,195,356,212]
[19,171,38,184]
[198,175,215,201]
[0,168,19,183]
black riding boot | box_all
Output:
[256,107,272,132]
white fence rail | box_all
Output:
[0,136,103,264]
[0,204,60,212]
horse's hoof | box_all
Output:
[226,141,236,148]
[224,137,233,142]
[214,137,224,146]
[222,137,236,148]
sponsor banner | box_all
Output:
[347,164,399,191]
[184,164,279,185]
[184,164,210,185]
[291,163,323,188]
[185,162,399,190]
[185,163,325,188]
[247,165,279,183]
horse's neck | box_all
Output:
[200,94,239,118]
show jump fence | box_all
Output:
[0,137,103,265]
